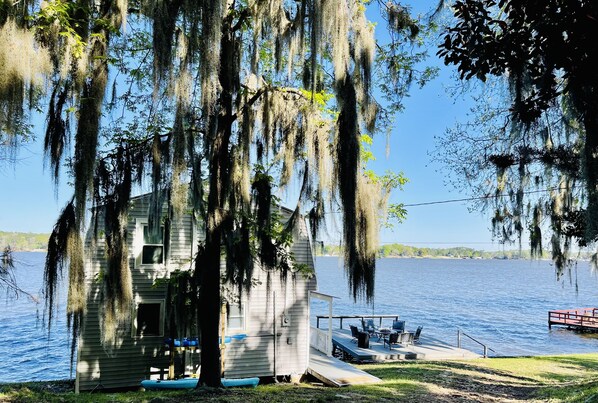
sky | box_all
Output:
[0,1,506,251]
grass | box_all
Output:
[3,354,598,402]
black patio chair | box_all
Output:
[383,332,400,350]
[361,318,378,335]
[392,320,405,333]
[350,325,360,343]
[413,326,423,344]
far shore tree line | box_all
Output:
[0,232,48,251]
[320,243,569,260]
[2,231,573,260]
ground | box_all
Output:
[2,354,598,402]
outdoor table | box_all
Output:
[376,328,392,342]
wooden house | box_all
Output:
[75,194,317,392]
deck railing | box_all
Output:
[457,330,495,358]
[310,326,332,356]
[315,314,399,330]
[548,308,598,329]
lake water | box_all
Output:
[312,256,598,357]
[0,252,70,383]
[2,252,598,382]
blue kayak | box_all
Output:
[221,377,260,388]
[141,378,198,390]
[141,376,259,390]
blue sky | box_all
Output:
[0,1,504,251]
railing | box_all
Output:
[315,314,399,330]
[548,308,598,329]
[457,330,495,358]
[310,326,332,356]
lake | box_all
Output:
[312,256,598,357]
[1,252,598,382]
[0,252,70,383]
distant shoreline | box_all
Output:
[316,254,589,262]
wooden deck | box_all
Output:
[307,348,382,387]
[330,329,479,362]
[549,308,598,331]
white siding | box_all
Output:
[77,199,316,391]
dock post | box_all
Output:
[457,330,461,348]
[483,346,488,358]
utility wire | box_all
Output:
[403,187,567,207]
[320,186,570,215]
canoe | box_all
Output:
[141,376,259,390]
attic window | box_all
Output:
[142,225,164,265]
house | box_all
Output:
[75,193,317,392]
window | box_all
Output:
[141,225,164,265]
[227,303,245,331]
[133,300,164,337]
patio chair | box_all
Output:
[383,332,400,350]
[413,326,423,344]
[350,325,360,343]
[392,320,405,333]
[361,318,378,335]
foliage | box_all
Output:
[0,232,49,251]
[0,16,51,164]
[320,242,553,260]
[436,0,598,275]
[0,246,39,302]
[0,0,437,388]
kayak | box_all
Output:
[141,376,259,390]
[221,377,260,388]
[164,334,247,348]
[141,378,198,390]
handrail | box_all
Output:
[315,314,399,329]
[457,330,495,358]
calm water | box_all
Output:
[2,253,598,382]
[0,252,70,382]
[312,256,598,357]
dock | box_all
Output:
[548,308,598,331]
[330,328,479,362]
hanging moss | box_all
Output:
[97,146,135,344]
[45,200,82,337]
[31,0,408,388]
[252,170,276,268]
[0,18,51,137]
[152,0,183,85]
[44,84,70,184]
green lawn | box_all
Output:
[3,354,598,402]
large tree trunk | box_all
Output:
[583,108,598,242]
[198,19,234,388]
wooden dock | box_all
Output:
[330,329,479,362]
[548,308,598,331]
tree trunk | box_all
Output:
[583,108,598,241]
[198,19,234,388]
